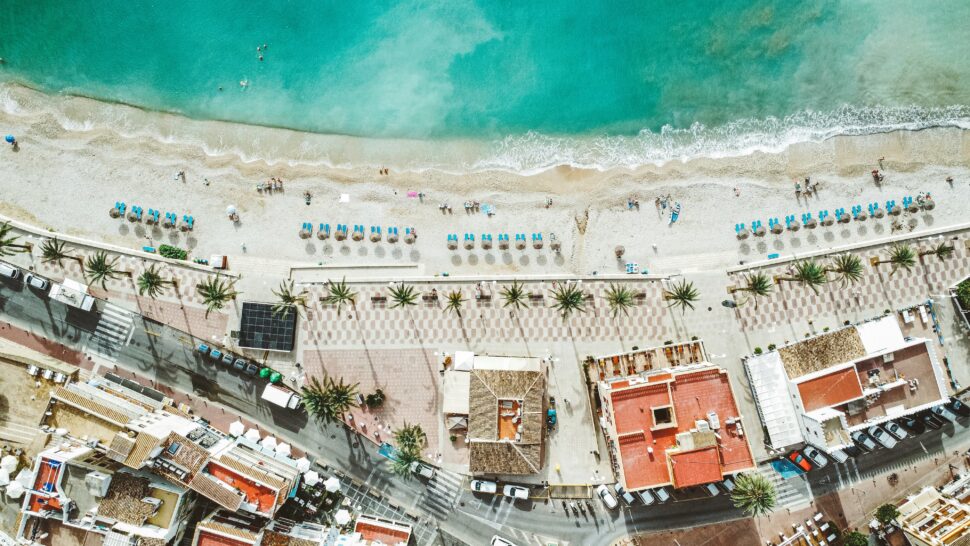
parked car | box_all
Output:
[653,487,671,503]
[921,413,945,430]
[410,461,436,480]
[826,448,850,464]
[0,263,20,280]
[883,421,908,441]
[24,273,50,291]
[868,425,897,449]
[503,485,529,500]
[232,358,246,372]
[897,416,926,435]
[703,483,720,496]
[221,353,235,367]
[802,445,828,468]
[637,489,655,505]
[720,477,736,493]
[851,430,878,451]
[471,480,497,494]
[787,450,813,472]
[596,485,618,509]
[931,405,958,422]
[243,362,260,376]
[947,398,970,418]
[613,483,636,505]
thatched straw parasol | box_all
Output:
[370,231,381,242]
[109,208,121,219]
[754,225,767,237]
[127,211,139,223]
[299,228,311,239]
[316,230,328,240]
[615,246,625,258]
[821,215,834,227]
[550,239,561,252]
[179,222,190,232]
[498,238,509,250]
[787,220,800,232]
[855,210,867,221]
[771,223,784,234]
[533,238,543,249]
[905,203,919,213]
[890,205,902,216]
[162,217,174,228]
[736,228,749,240]
[482,238,492,250]
[922,197,935,211]
[404,231,416,244]
[516,239,527,250]
[335,230,346,241]
[804,217,817,229]
[838,213,850,224]
[387,231,398,243]
[447,239,458,250]
[463,239,474,250]
[352,230,363,241]
[873,208,885,219]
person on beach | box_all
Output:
[946,176,954,184]
[878,156,885,170]
[733,187,740,197]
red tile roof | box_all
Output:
[607,367,755,490]
[355,521,411,545]
[196,530,252,546]
[796,367,864,412]
[669,446,723,488]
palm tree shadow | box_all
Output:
[513,311,532,356]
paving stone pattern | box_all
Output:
[732,232,970,332]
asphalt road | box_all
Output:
[2,278,969,546]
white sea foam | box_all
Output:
[1,83,967,176]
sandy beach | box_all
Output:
[1,84,969,279]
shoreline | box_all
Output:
[2,81,969,178]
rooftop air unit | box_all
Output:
[84,471,112,498]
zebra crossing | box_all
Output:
[89,303,135,358]
[418,469,464,519]
[757,464,812,510]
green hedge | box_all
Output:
[957,279,970,310]
[159,244,188,260]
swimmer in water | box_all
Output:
[239,80,249,88]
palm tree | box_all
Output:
[500,280,528,313]
[39,238,72,266]
[777,259,827,294]
[731,473,776,518]
[919,241,955,261]
[604,283,635,319]
[84,251,122,289]
[388,283,418,309]
[444,290,465,318]
[549,282,586,320]
[873,243,916,275]
[272,279,309,318]
[394,422,427,453]
[300,375,359,424]
[663,279,699,313]
[826,254,864,287]
[325,277,357,314]
[729,273,772,308]
[136,264,173,298]
[196,275,239,317]
[0,222,32,256]
[388,448,419,478]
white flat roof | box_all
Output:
[744,351,805,449]
[442,370,470,415]
[856,316,905,354]
[474,355,541,372]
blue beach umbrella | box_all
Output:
[4,135,14,143]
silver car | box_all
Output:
[883,421,908,441]
[851,430,878,451]
[868,425,897,449]
[802,445,828,468]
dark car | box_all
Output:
[921,413,945,430]
[787,451,813,472]
[244,362,260,376]
[947,398,970,418]
[897,417,926,435]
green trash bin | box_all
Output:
[259,367,272,379]
[270,372,282,384]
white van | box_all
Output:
[261,383,301,409]
[0,263,20,280]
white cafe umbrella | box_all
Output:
[304,470,320,486]
[324,476,341,493]
[15,469,31,488]
[244,428,261,442]
[334,509,352,526]
[0,468,9,487]
[5,481,24,499]
[228,420,245,437]
[275,442,291,457]
[0,455,17,473]
[226,205,237,216]
[295,457,311,473]
[260,436,278,450]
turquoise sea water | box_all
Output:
[1,0,969,170]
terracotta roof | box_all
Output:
[259,530,317,546]
[669,447,723,488]
[189,473,244,512]
[52,386,131,426]
[216,453,288,491]
[161,432,209,475]
[107,432,136,463]
[466,367,546,475]
[200,521,260,543]
[98,472,156,526]
[123,432,164,469]
[468,441,542,475]
[796,367,864,412]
